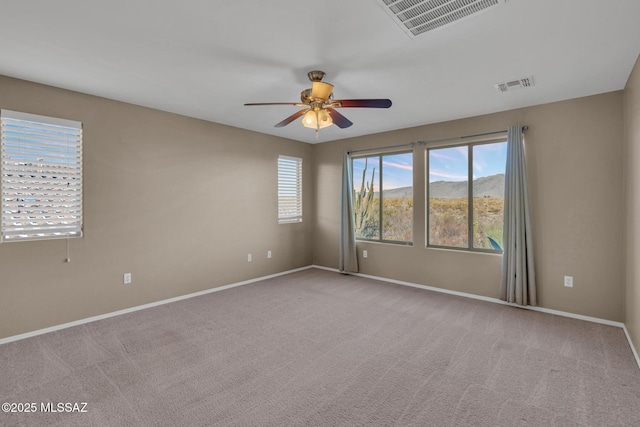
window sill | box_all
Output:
[356,239,413,247]
[426,246,502,256]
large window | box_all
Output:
[1,110,83,242]
[352,151,413,244]
[277,155,302,223]
[427,140,507,251]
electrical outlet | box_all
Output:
[564,276,573,288]
[124,273,132,285]
[363,250,368,258]
[267,250,272,259]
[247,253,252,262]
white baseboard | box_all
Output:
[623,324,640,370]
[313,265,639,370]
[0,265,314,346]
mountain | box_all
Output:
[380,186,413,199]
[472,174,505,198]
[376,174,505,199]
[429,174,505,198]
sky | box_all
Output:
[352,142,506,191]
[428,141,507,183]
[353,152,413,191]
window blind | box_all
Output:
[1,110,83,242]
[277,155,302,223]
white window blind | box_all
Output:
[278,155,302,224]
[1,110,83,242]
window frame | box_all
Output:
[426,138,507,253]
[352,150,413,246]
[1,109,83,243]
[277,155,303,224]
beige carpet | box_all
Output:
[1,268,639,426]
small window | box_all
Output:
[427,139,507,251]
[352,151,413,244]
[278,155,302,223]
[1,110,83,242]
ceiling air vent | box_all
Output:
[376,0,506,38]
[494,76,534,93]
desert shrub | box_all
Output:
[429,197,503,249]
[354,193,503,248]
[382,197,413,241]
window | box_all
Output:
[1,110,83,242]
[427,139,507,251]
[277,155,302,223]
[352,151,413,244]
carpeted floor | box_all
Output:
[1,268,639,426]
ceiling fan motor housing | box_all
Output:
[300,88,313,103]
[307,70,326,82]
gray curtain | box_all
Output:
[339,151,359,273]
[500,125,536,305]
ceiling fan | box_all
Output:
[244,71,392,136]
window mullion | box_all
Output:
[468,144,473,250]
[378,154,383,241]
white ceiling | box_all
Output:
[1,0,639,144]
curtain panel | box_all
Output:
[500,125,537,305]
[340,151,359,273]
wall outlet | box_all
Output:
[267,250,272,259]
[363,250,368,258]
[124,273,132,285]
[564,276,573,288]
[247,253,252,262]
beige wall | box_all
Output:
[0,75,313,339]
[624,56,640,353]
[313,92,625,321]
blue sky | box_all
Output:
[352,143,506,190]
[353,152,413,190]
[428,142,507,183]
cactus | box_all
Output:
[353,158,376,234]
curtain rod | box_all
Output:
[417,125,528,146]
[347,126,528,155]
[347,141,415,155]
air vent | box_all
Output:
[494,76,534,93]
[376,0,506,38]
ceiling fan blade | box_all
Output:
[326,108,353,129]
[245,102,305,106]
[274,109,308,128]
[332,99,392,108]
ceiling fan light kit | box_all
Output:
[311,81,334,101]
[244,70,392,138]
[303,109,332,130]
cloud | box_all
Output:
[429,151,458,162]
[382,160,413,171]
[454,146,468,159]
